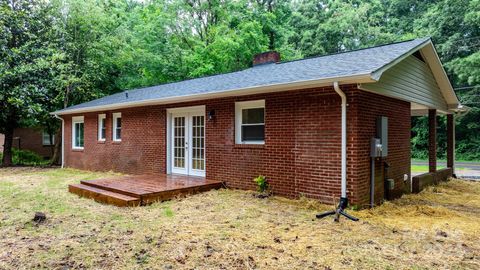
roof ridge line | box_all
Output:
[277,37,428,66]
[117,38,429,95]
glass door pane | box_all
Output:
[190,115,205,172]
[173,116,186,170]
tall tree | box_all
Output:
[40,0,133,164]
[0,0,58,166]
[412,0,480,160]
[290,0,396,56]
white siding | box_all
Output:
[360,55,448,110]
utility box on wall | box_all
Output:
[370,138,382,157]
[376,116,388,157]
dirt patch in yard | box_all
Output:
[0,168,479,269]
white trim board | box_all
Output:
[166,105,206,114]
[235,100,265,145]
[98,114,106,141]
[112,112,122,142]
[71,116,84,150]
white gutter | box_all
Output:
[53,114,65,168]
[333,81,347,199]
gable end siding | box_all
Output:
[359,55,448,111]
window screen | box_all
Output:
[42,130,54,145]
[74,122,84,148]
[241,108,264,142]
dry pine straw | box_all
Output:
[0,168,479,270]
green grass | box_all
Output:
[0,167,479,269]
[412,158,480,163]
[411,164,445,173]
[411,164,466,173]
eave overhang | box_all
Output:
[51,73,375,116]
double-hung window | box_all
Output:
[98,114,106,141]
[112,113,122,141]
[235,100,265,144]
[72,116,84,149]
[42,130,54,146]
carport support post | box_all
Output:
[447,114,455,174]
[428,109,437,173]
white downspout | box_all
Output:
[333,82,347,199]
[452,114,456,176]
[314,82,358,221]
[53,115,65,168]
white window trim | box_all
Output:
[235,100,265,145]
[98,114,106,141]
[112,112,122,142]
[42,130,55,146]
[72,116,84,150]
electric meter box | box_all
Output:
[370,138,382,157]
[376,116,388,157]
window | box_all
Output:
[112,113,122,141]
[42,130,54,145]
[72,116,84,149]
[98,114,106,141]
[235,100,265,144]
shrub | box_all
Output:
[253,175,269,193]
[0,148,49,166]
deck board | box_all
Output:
[69,174,223,206]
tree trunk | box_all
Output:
[269,31,275,50]
[50,127,62,165]
[2,122,15,167]
[50,85,69,166]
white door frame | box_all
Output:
[166,105,206,177]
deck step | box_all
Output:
[141,181,224,204]
[69,184,140,207]
[80,180,141,198]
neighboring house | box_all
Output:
[52,38,465,206]
[1,128,55,159]
[13,128,56,159]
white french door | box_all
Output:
[170,110,205,177]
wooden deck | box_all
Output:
[69,174,223,207]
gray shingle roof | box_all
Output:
[54,38,430,114]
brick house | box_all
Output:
[0,127,55,159]
[52,38,465,207]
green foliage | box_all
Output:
[253,175,269,193]
[409,0,480,160]
[0,0,57,130]
[164,207,175,218]
[291,0,397,56]
[0,148,49,166]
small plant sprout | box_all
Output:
[253,175,269,194]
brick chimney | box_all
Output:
[253,51,281,66]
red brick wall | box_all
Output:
[347,89,411,206]
[65,107,166,175]
[11,128,54,159]
[63,86,411,205]
[205,87,342,200]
